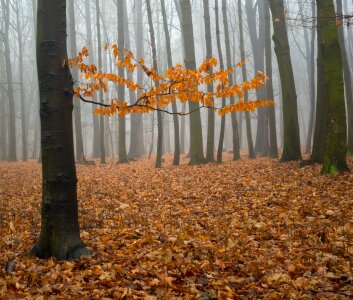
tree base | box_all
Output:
[30,240,91,260]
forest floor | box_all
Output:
[1,154,353,299]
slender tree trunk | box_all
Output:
[180,0,205,165]
[68,0,87,164]
[264,1,278,158]
[146,0,163,168]
[215,0,226,163]
[161,0,180,165]
[96,0,106,164]
[238,0,255,159]
[203,0,215,162]
[317,0,348,173]
[31,0,90,260]
[268,0,302,162]
[84,0,100,158]
[1,0,17,161]
[116,0,128,163]
[337,0,353,154]
[222,0,240,160]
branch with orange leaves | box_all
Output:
[69,45,275,117]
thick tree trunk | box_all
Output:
[146,0,163,168]
[215,0,226,163]
[1,0,17,161]
[180,0,205,165]
[203,0,215,163]
[31,0,90,260]
[222,0,240,160]
[264,1,278,158]
[238,0,255,159]
[161,0,180,165]
[317,0,348,173]
[268,0,302,162]
[68,0,87,164]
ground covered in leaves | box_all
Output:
[1,155,353,299]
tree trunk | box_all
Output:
[238,0,255,159]
[116,0,128,163]
[264,0,278,158]
[222,0,240,161]
[180,0,205,165]
[1,0,17,161]
[161,0,180,165]
[215,0,226,163]
[31,0,90,260]
[146,0,163,168]
[317,0,348,173]
[268,0,302,162]
[337,0,353,154]
[203,0,215,163]
[84,0,100,158]
[68,0,87,164]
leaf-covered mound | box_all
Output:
[1,156,353,299]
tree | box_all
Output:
[161,0,180,165]
[264,0,278,158]
[117,0,128,163]
[203,0,215,163]
[1,0,17,161]
[179,0,205,165]
[238,0,255,159]
[268,0,302,162]
[68,0,88,164]
[337,0,353,155]
[30,0,90,259]
[222,0,240,161]
[146,0,163,168]
[316,0,348,173]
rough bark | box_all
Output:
[268,0,302,162]
[31,0,90,260]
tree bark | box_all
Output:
[180,0,205,165]
[238,0,255,159]
[268,0,302,162]
[31,0,90,259]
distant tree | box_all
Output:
[268,0,302,162]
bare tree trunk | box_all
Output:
[238,0,255,159]
[1,0,17,161]
[84,0,100,158]
[31,0,90,260]
[146,0,163,168]
[68,0,88,164]
[161,0,180,165]
[215,0,226,163]
[117,0,128,163]
[180,0,205,165]
[222,0,240,160]
[268,0,302,162]
[264,0,278,158]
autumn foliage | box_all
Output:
[69,45,274,117]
